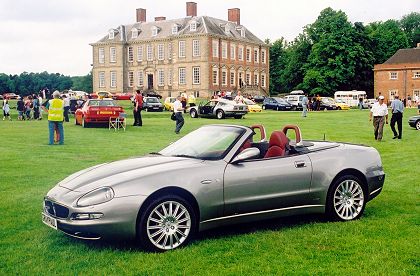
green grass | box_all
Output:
[0,103,419,275]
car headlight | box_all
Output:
[76,187,114,207]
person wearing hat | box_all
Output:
[369,95,388,141]
[390,95,404,139]
[42,91,64,145]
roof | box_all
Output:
[383,48,420,64]
[93,16,266,45]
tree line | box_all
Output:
[268,9,420,97]
[0,71,92,96]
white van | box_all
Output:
[284,94,304,110]
[334,91,366,107]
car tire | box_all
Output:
[326,174,367,221]
[75,117,79,125]
[337,107,342,110]
[276,106,280,111]
[216,109,225,119]
[82,117,89,128]
[262,105,266,110]
[137,195,197,252]
[190,109,198,118]
[416,120,420,130]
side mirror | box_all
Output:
[231,148,260,164]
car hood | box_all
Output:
[58,156,203,193]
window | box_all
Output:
[238,72,244,87]
[168,42,172,60]
[389,89,398,100]
[222,42,227,59]
[261,74,266,87]
[110,71,117,87]
[413,71,420,79]
[98,48,105,64]
[147,44,153,61]
[110,47,116,63]
[137,71,144,87]
[230,44,235,60]
[128,46,134,62]
[240,28,246,37]
[157,44,164,60]
[152,26,159,37]
[212,40,219,58]
[99,71,105,88]
[390,72,398,80]
[230,71,235,86]
[254,49,259,63]
[158,69,165,86]
[238,46,244,61]
[168,69,173,86]
[212,69,218,84]
[131,28,138,39]
[172,24,179,35]
[137,45,143,61]
[261,49,266,64]
[179,41,186,58]
[222,71,227,86]
[128,71,134,87]
[413,89,420,99]
[254,73,258,85]
[179,68,186,85]
[193,40,200,57]
[246,48,251,62]
[108,29,115,39]
[246,72,251,85]
[193,67,200,84]
[190,21,197,32]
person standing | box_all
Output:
[234,90,244,103]
[38,94,43,120]
[2,98,11,120]
[63,95,70,122]
[32,94,40,120]
[407,96,412,108]
[43,91,64,145]
[133,89,143,126]
[315,94,321,111]
[173,95,184,134]
[16,96,24,120]
[369,95,388,141]
[301,93,309,117]
[390,95,404,139]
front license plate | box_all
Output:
[100,111,113,115]
[42,212,57,230]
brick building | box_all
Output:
[90,2,270,98]
[373,44,420,103]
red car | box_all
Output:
[75,99,125,127]
[113,92,133,100]
[3,93,19,99]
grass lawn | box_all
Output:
[0,102,419,275]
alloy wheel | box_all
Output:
[416,120,420,130]
[333,179,365,220]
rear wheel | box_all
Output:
[138,195,196,252]
[416,120,420,130]
[327,175,366,221]
[216,109,225,119]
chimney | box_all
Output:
[136,8,146,22]
[228,8,240,25]
[155,16,166,21]
[186,2,197,17]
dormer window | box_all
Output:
[172,24,179,35]
[236,27,245,38]
[190,21,197,32]
[152,26,160,37]
[131,28,138,39]
[108,29,115,39]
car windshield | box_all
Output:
[159,125,245,160]
[88,100,116,107]
[146,98,159,103]
[273,97,287,103]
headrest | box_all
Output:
[268,131,289,148]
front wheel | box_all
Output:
[416,120,420,130]
[138,195,196,252]
[337,107,342,110]
[190,109,198,118]
[262,105,266,110]
[327,175,366,221]
[216,109,225,119]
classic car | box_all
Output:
[189,99,248,119]
[320,97,338,110]
[146,91,163,99]
[2,92,19,100]
[328,98,350,110]
[244,98,262,112]
[143,97,163,112]
[262,97,293,111]
[113,92,133,101]
[164,97,176,111]
[74,99,125,127]
[408,115,420,130]
[42,124,385,252]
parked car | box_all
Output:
[3,93,19,99]
[284,95,304,110]
[69,99,85,114]
[333,98,350,110]
[113,92,133,101]
[244,98,262,112]
[408,115,420,130]
[91,91,113,99]
[189,99,248,119]
[74,99,125,127]
[146,91,163,99]
[262,97,293,111]
[143,97,163,112]
[319,97,338,110]
[164,97,177,111]
[42,123,385,251]
[252,95,265,103]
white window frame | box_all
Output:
[238,46,244,61]
[137,45,143,61]
[413,71,420,79]
[192,40,200,57]
[246,47,251,62]
[261,49,266,64]
[230,44,235,60]
[98,71,105,88]
[131,28,138,39]
[168,43,172,60]
[179,68,186,85]
[110,47,116,63]
[254,48,259,63]
[222,70,227,86]
[190,21,197,32]
[222,42,227,59]
[192,67,200,85]
[390,72,398,80]
[128,46,134,62]
[157,69,165,86]
[212,69,218,85]
[389,89,398,100]
[98,48,105,64]
[108,30,115,39]
[179,41,186,58]
[128,71,134,87]
[254,73,259,85]
[110,71,117,88]
[137,71,144,87]
[157,44,164,60]
[230,71,235,86]
[261,74,266,87]
[147,44,153,61]
[172,24,178,35]
[152,26,158,37]
[212,40,219,58]
[240,28,246,38]
[246,72,251,85]
[168,69,173,86]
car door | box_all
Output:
[223,155,312,216]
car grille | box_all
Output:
[44,200,69,219]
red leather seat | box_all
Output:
[264,131,289,158]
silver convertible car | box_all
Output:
[42,124,385,251]
[189,99,248,119]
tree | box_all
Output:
[71,72,92,92]
[269,38,288,94]
[400,12,420,47]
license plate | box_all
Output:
[100,111,113,115]
[42,212,57,230]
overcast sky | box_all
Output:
[0,0,419,76]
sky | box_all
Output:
[0,0,419,76]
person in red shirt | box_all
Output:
[133,90,143,126]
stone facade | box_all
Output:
[90,3,269,98]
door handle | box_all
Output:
[201,180,212,185]
[294,161,306,168]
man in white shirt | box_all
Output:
[63,95,70,122]
[173,95,184,134]
[234,91,244,103]
[369,95,388,141]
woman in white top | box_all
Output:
[2,99,11,120]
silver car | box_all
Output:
[42,124,385,251]
[189,99,248,119]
